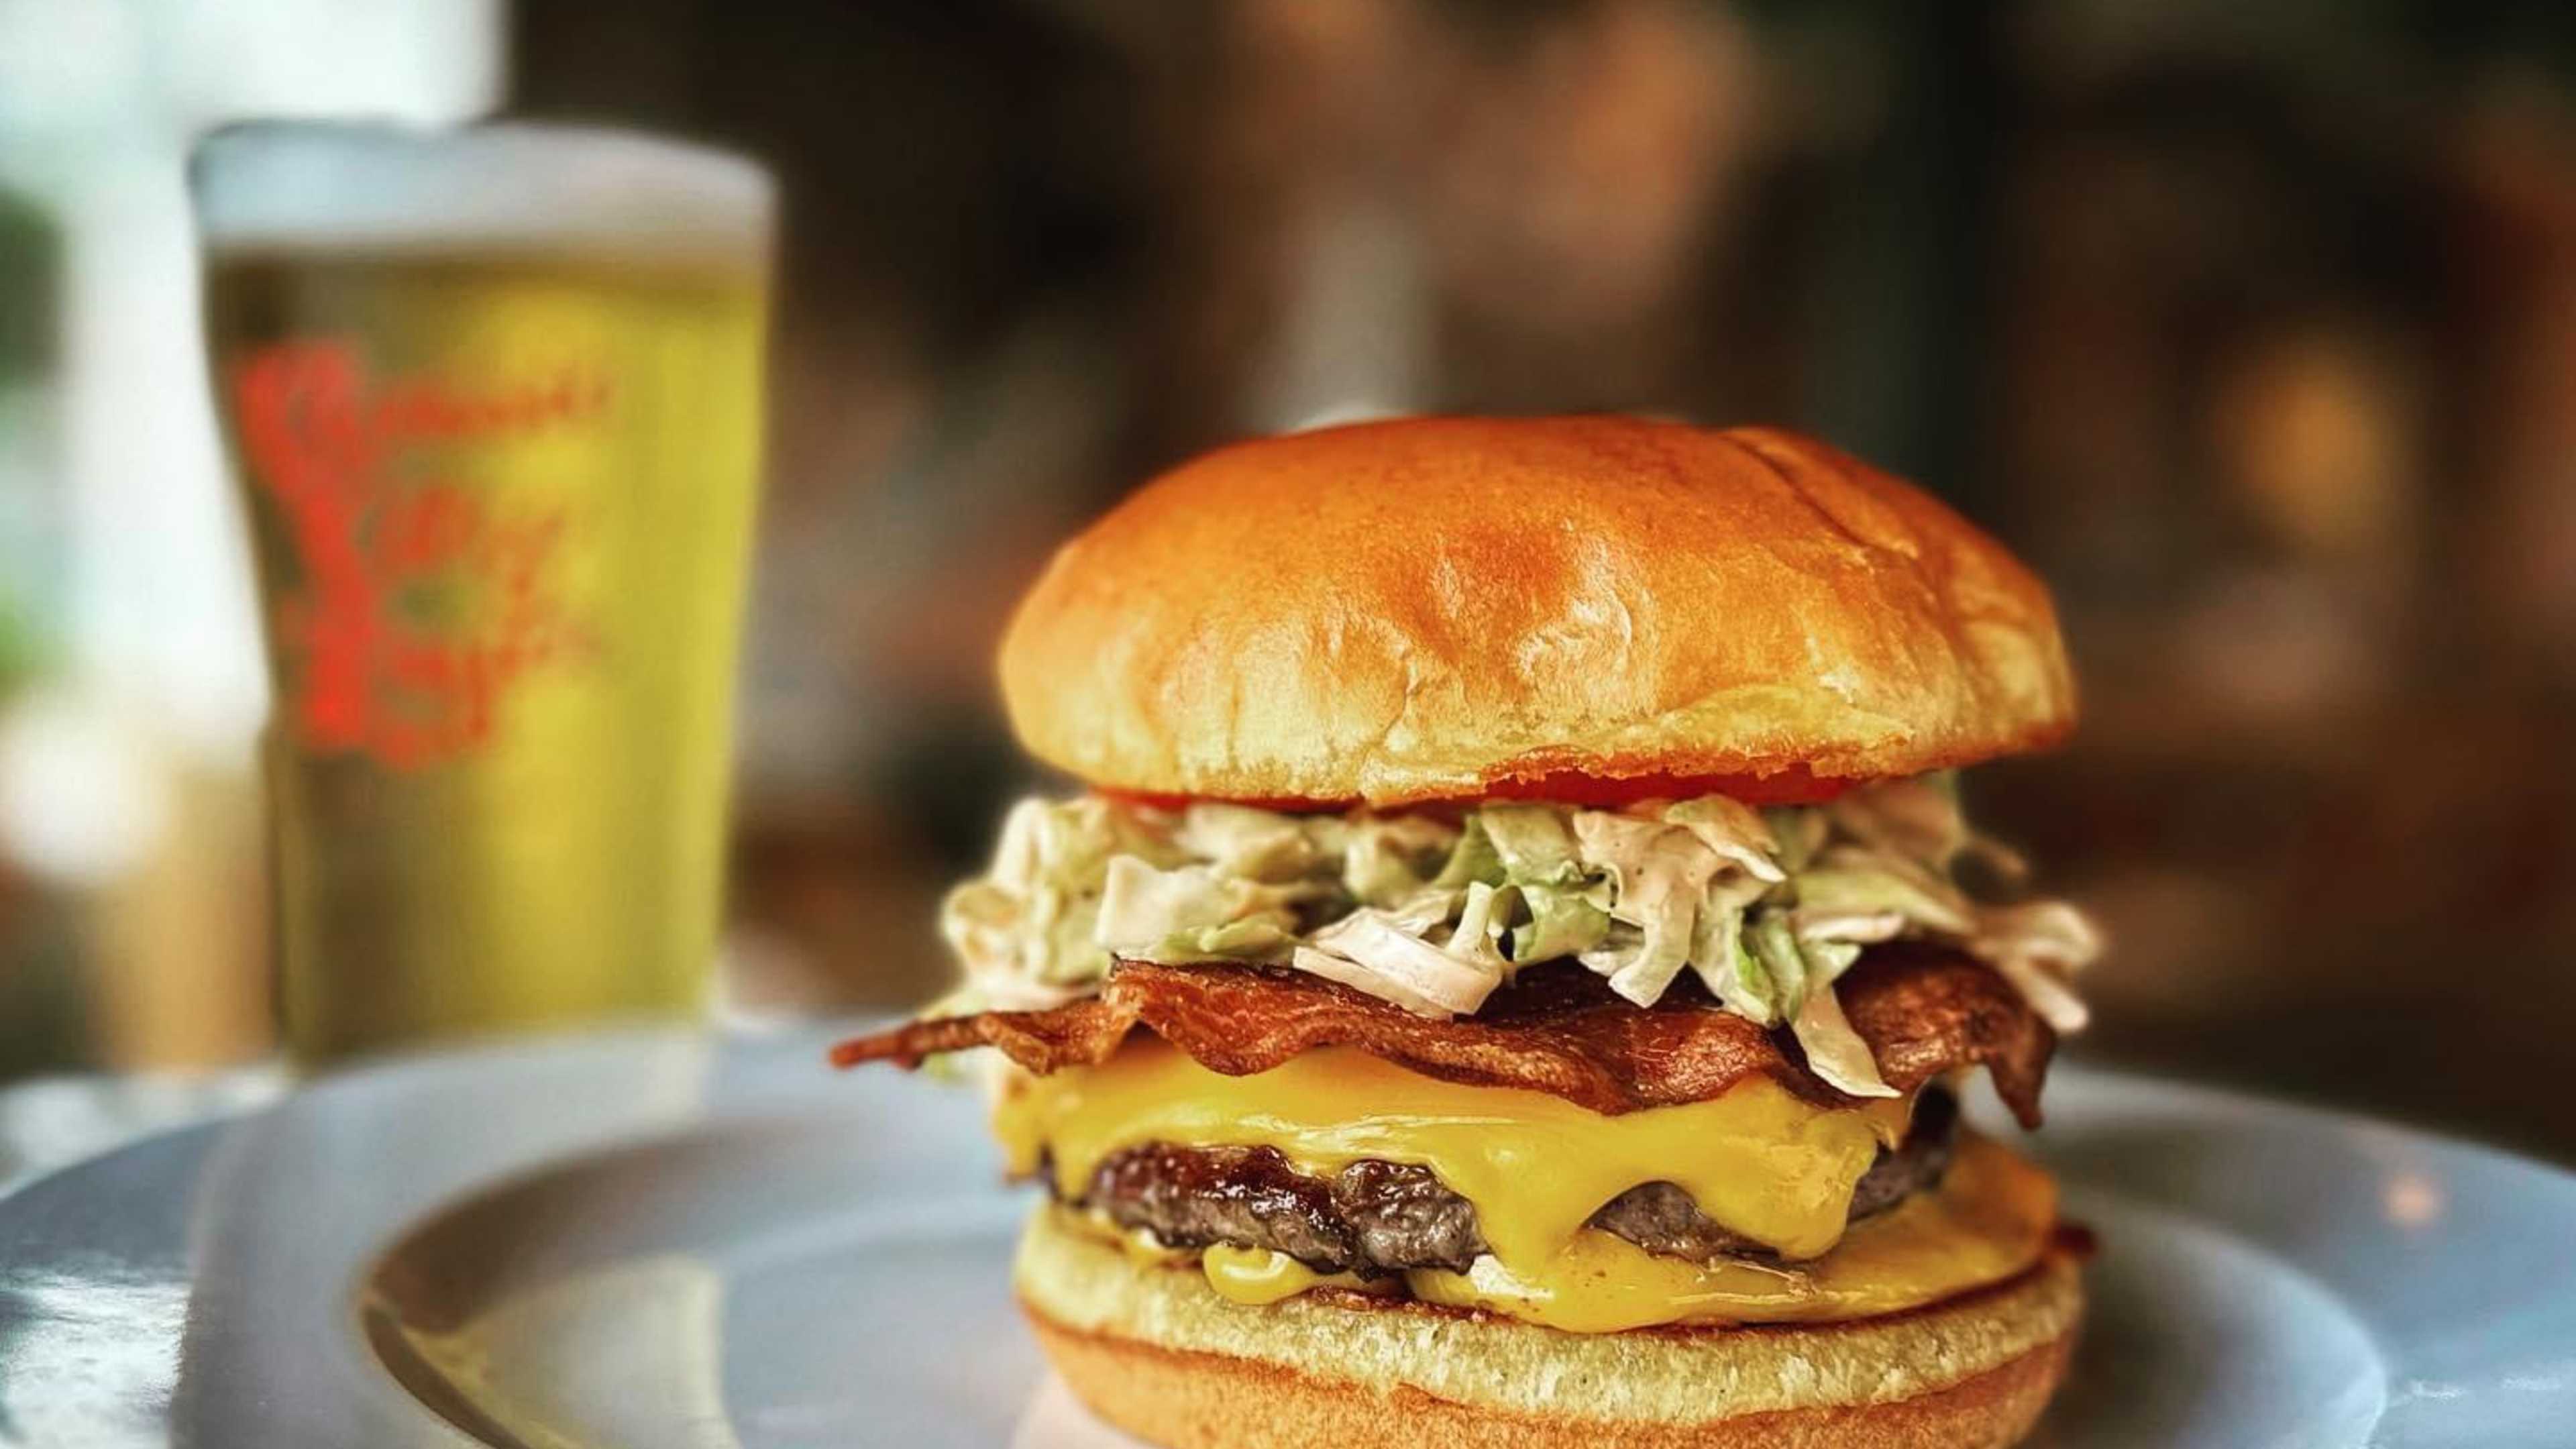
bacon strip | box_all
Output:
[831,943,2053,1127]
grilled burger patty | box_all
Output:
[1065,1088,1960,1277]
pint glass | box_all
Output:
[191,123,772,1064]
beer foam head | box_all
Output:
[191,121,772,268]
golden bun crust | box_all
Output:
[1016,1208,2084,1448]
[999,417,2075,806]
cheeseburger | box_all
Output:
[837,417,2100,1448]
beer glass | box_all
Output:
[191,123,772,1065]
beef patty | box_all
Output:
[1064,1088,1959,1276]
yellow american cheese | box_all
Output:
[1405,1136,2055,1330]
[994,1040,2053,1331]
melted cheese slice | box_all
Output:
[1406,1135,2055,1331]
[996,1040,1909,1267]
[1077,1212,1383,1306]
[995,1040,2054,1331]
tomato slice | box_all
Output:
[1099,765,1854,816]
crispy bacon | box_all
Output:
[831,943,2054,1128]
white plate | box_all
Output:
[1,1025,2572,1448]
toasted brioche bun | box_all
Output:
[999,417,2074,807]
[1017,1208,2083,1449]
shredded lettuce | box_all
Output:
[1173,803,1328,882]
[1511,883,1611,963]
[1299,910,1503,1017]
[1157,918,1297,961]
[1686,875,1776,1021]
[1969,900,2100,1032]
[1764,805,1829,873]
[1446,881,1513,971]
[934,777,2099,1048]
[1430,816,1507,891]
[1789,975,1898,1097]
[1794,849,1974,936]
[1661,796,1786,882]
[1342,815,1460,907]
[936,796,1188,1008]
[1093,857,1314,958]
[1570,812,1725,1006]
[1827,775,1966,863]
[1482,805,1588,885]
[1373,887,1459,936]
[1746,912,1813,1022]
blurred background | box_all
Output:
[1,0,2573,1155]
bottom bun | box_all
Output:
[1016,1208,2084,1449]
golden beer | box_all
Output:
[194,125,771,1064]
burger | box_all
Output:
[836,416,2100,1448]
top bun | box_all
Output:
[999,416,2074,806]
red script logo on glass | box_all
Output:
[231,341,607,768]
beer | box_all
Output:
[193,125,771,1063]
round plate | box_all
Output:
[1,1027,2572,1448]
